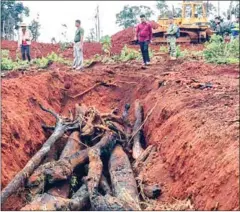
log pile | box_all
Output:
[1,100,161,211]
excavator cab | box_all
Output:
[181,1,209,26]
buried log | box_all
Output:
[21,183,89,211]
[23,131,85,208]
[86,148,138,211]
[1,104,79,204]
[132,100,144,160]
[133,145,156,175]
[109,145,141,210]
[27,133,117,187]
[27,104,87,192]
[47,131,84,198]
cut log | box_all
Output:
[1,104,79,204]
[70,183,89,210]
[133,145,156,175]
[47,131,84,198]
[27,133,116,186]
[69,132,116,168]
[26,132,83,200]
[28,104,87,192]
[132,100,144,160]
[22,132,89,210]
[86,148,137,211]
[20,184,89,211]
[86,148,103,195]
[121,103,132,155]
[42,142,58,163]
[109,145,140,210]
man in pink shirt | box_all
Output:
[135,14,153,66]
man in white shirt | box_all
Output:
[18,23,32,62]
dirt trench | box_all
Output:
[1,59,239,210]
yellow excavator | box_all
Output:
[132,0,214,44]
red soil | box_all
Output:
[1,40,102,60]
[1,56,239,210]
[1,20,202,62]
[111,27,135,54]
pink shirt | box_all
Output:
[136,22,152,42]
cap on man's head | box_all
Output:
[169,15,174,19]
[20,23,27,27]
[140,14,146,18]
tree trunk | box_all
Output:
[21,184,89,211]
[132,100,144,160]
[47,131,84,198]
[68,132,116,168]
[86,148,137,211]
[109,145,140,210]
[132,145,156,175]
[1,103,80,204]
[21,106,89,210]
[22,131,88,210]
[1,121,69,204]
[27,133,116,187]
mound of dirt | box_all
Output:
[1,57,239,211]
[111,27,135,54]
[1,40,103,61]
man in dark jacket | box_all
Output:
[135,14,153,66]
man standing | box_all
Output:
[73,19,84,70]
[165,16,178,60]
[231,16,239,40]
[135,14,152,66]
[18,23,32,62]
[214,17,224,36]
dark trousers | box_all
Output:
[139,41,150,64]
[21,45,31,62]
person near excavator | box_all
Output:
[214,17,224,37]
[73,19,84,70]
[17,23,32,62]
[135,14,152,66]
[165,16,178,60]
[231,16,239,40]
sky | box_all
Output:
[20,1,231,43]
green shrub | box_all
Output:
[176,45,188,58]
[1,50,71,71]
[1,50,18,70]
[33,57,50,68]
[203,35,239,64]
[46,52,71,65]
[1,57,16,70]
[119,45,141,62]
[159,45,168,53]
[100,35,112,56]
